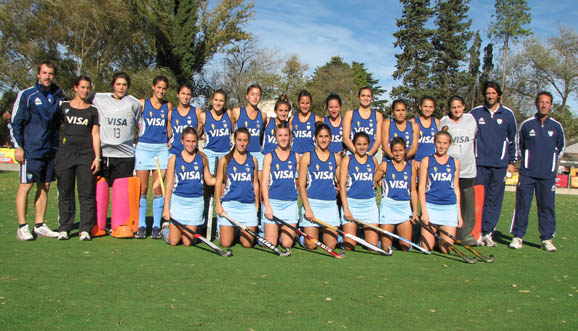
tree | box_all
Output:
[430,0,472,114]
[280,55,309,100]
[488,0,532,96]
[391,0,434,113]
[476,43,495,106]
[467,31,482,108]
[351,62,387,112]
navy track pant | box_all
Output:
[510,175,556,240]
[476,166,507,235]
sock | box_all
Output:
[19,224,27,229]
[161,228,170,244]
[35,223,45,228]
[138,196,147,228]
[152,196,164,228]
[299,234,305,248]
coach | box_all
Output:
[470,81,517,247]
[10,60,64,240]
[509,91,565,252]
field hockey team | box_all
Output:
[12,62,564,253]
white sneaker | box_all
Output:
[16,225,34,241]
[541,240,556,252]
[79,231,91,241]
[481,233,497,247]
[33,223,59,238]
[509,237,523,249]
[58,231,69,240]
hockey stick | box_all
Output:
[352,218,430,254]
[312,218,392,256]
[431,224,495,263]
[206,156,218,242]
[415,219,477,264]
[154,156,166,196]
[271,216,344,259]
[169,218,233,257]
[222,213,291,256]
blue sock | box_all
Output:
[138,196,147,228]
[161,228,170,244]
[299,234,305,248]
[152,196,164,228]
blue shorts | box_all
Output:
[380,197,412,225]
[262,199,299,225]
[253,152,265,171]
[218,200,258,227]
[170,194,204,226]
[203,149,229,176]
[135,142,169,170]
[20,157,55,184]
[342,197,378,224]
[300,198,340,227]
[425,202,458,227]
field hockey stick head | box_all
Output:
[278,247,292,257]
[219,248,234,257]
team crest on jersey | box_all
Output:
[355,166,359,172]
[194,165,199,171]
[404,174,408,180]
[497,118,503,125]
[233,166,237,172]
[223,121,228,127]
[288,164,292,170]
[529,129,536,137]
[271,128,274,134]
[187,120,192,125]
[446,167,451,172]
[295,124,298,130]
[181,165,185,172]
[394,133,398,137]
[316,164,320,171]
[548,130,554,136]
[34,97,42,105]
[211,123,215,129]
[357,121,361,127]
[176,119,179,125]
[149,111,153,117]
[244,121,248,127]
[161,113,165,118]
[392,173,396,179]
[433,166,438,172]
[478,118,486,125]
[246,166,250,172]
[276,164,280,170]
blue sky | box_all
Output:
[244,0,578,108]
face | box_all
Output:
[485,87,499,107]
[358,89,373,108]
[212,92,226,111]
[299,96,311,114]
[354,137,369,156]
[275,127,291,149]
[327,99,341,119]
[449,100,465,120]
[234,132,250,153]
[315,128,331,150]
[392,103,407,122]
[37,64,55,87]
[182,133,198,153]
[435,134,451,156]
[420,99,435,118]
[74,80,92,101]
[246,87,262,108]
[177,87,192,107]
[275,103,290,121]
[113,78,129,98]
[391,143,406,162]
[153,81,168,100]
[536,95,552,116]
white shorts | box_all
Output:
[342,197,378,224]
[262,199,299,225]
[425,202,458,227]
[218,200,258,227]
[135,142,169,170]
[170,194,204,226]
[203,149,229,176]
[300,198,340,227]
[379,197,412,225]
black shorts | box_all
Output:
[20,157,55,184]
[99,157,135,186]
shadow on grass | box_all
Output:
[291,245,345,258]
[494,230,541,248]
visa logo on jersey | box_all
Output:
[273,170,294,180]
[266,135,276,144]
[230,172,252,181]
[388,180,408,189]
[352,172,372,181]
[354,127,374,136]
[107,118,128,126]
[431,172,452,181]
[173,125,189,134]
[178,171,201,181]
[146,118,165,126]
[209,128,229,137]
[452,136,471,143]
[312,171,333,180]
[419,135,434,144]
[294,130,312,138]
[331,133,342,142]
[66,116,89,126]
[247,127,261,137]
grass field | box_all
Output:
[0,171,577,330]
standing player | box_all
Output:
[215,128,259,248]
[55,75,100,241]
[374,137,418,250]
[411,96,439,166]
[324,93,344,155]
[291,89,322,155]
[470,81,517,246]
[261,95,291,157]
[299,123,342,250]
[135,76,171,239]
[343,87,382,156]
[339,132,378,250]
[419,131,463,253]
[231,84,266,171]
[509,91,565,252]
[440,96,478,244]
[168,82,202,155]
[261,122,299,248]
[11,60,64,240]
[382,100,419,160]
[92,72,142,236]
[162,127,215,246]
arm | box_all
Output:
[253,156,260,211]
[454,159,462,228]
[507,113,518,175]
[369,112,383,156]
[406,122,420,159]
[410,160,419,222]
[342,110,355,153]
[201,152,216,186]
[314,114,323,124]
[166,107,173,147]
[374,161,387,188]
[381,119,393,159]
[418,156,429,225]
[298,153,314,221]
[90,125,101,174]
[162,154,176,221]
[214,157,227,216]
[339,156,352,221]
[231,107,241,124]
[261,153,274,220]
[10,91,29,162]
[198,111,206,144]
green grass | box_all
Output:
[0,171,577,330]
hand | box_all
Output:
[91,158,100,174]
[410,211,418,224]
[216,205,224,217]
[264,205,274,220]
[305,209,314,222]
[162,208,170,222]
[14,148,24,163]
[457,214,463,228]
[412,160,420,171]
[421,212,430,226]
[344,210,354,222]
[507,164,515,177]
